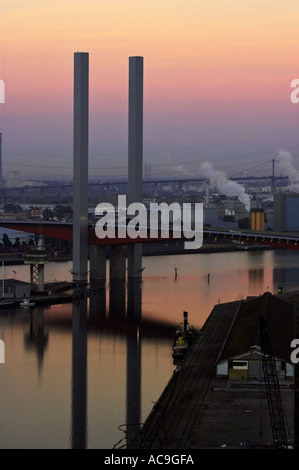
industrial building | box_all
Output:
[0,278,31,299]
[274,192,299,232]
[139,290,298,449]
[251,208,265,231]
[216,292,294,381]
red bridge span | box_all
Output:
[0,220,299,250]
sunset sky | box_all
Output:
[1,0,299,180]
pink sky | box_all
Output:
[1,0,299,179]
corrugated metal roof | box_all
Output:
[218,292,295,363]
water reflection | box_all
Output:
[126,279,142,448]
[89,280,106,320]
[273,267,299,293]
[248,268,264,286]
[70,279,144,449]
[127,279,142,321]
[110,280,126,318]
[24,306,49,377]
[5,251,297,448]
[71,289,88,449]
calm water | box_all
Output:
[1,248,299,449]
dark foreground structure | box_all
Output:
[136,291,299,449]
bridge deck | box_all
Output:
[1,220,299,249]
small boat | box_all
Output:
[172,333,188,360]
[20,299,35,308]
[172,311,197,362]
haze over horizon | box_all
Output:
[1,1,299,181]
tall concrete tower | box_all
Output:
[0,133,3,190]
[73,52,89,284]
[127,56,143,278]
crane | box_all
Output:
[260,315,288,449]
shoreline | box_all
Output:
[142,243,277,256]
[0,243,277,266]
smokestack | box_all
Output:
[205,180,209,205]
[271,158,275,195]
[277,149,299,192]
[200,162,250,212]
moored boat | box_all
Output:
[172,333,188,360]
[172,311,197,362]
[20,299,35,308]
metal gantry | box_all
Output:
[260,315,288,449]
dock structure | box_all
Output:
[24,237,48,292]
[138,301,240,449]
[138,296,296,449]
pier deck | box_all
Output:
[138,299,295,449]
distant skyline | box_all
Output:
[1,1,299,180]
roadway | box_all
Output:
[0,220,299,249]
[203,227,299,250]
[0,174,288,194]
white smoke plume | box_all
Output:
[277,149,299,192]
[200,162,251,212]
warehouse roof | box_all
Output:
[217,291,295,364]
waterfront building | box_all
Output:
[216,292,294,381]
[274,193,299,232]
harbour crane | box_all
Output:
[260,315,288,449]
